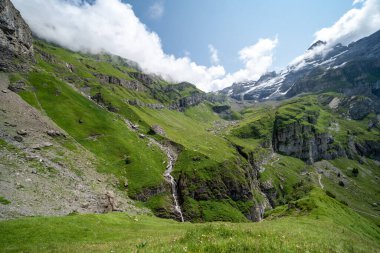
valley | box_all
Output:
[0,0,379,252]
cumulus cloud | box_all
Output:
[238,37,278,80]
[12,0,277,92]
[208,44,220,65]
[148,1,164,20]
[205,37,279,90]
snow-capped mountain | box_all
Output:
[221,29,380,102]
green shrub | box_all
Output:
[352,167,359,177]
[0,197,11,205]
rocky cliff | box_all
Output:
[272,117,346,164]
[176,155,270,222]
[0,0,34,72]
[272,95,380,164]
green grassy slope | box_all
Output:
[11,40,256,220]
[19,71,166,198]
[7,39,380,226]
[223,95,380,224]
[322,157,380,225]
[0,189,379,253]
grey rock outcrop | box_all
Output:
[8,80,26,92]
[273,117,345,164]
[150,125,166,136]
[0,0,34,71]
[347,97,374,120]
[94,73,146,92]
[169,92,206,111]
[128,72,155,86]
[127,99,165,110]
[91,92,118,112]
[320,94,379,120]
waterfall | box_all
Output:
[163,153,184,222]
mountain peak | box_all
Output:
[308,40,327,50]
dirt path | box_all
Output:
[270,155,280,166]
[318,174,324,189]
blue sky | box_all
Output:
[124,0,354,72]
[14,0,379,91]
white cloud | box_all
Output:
[209,37,278,90]
[148,1,164,20]
[289,42,329,70]
[12,0,278,92]
[238,37,278,80]
[291,0,380,69]
[315,0,380,46]
[208,44,220,65]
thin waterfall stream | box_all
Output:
[123,119,184,222]
[149,138,184,222]
[163,151,184,222]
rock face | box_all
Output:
[0,0,34,71]
[347,97,375,120]
[128,72,155,86]
[272,119,345,164]
[176,153,271,222]
[94,73,146,92]
[150,125,166,136]
[91,92,118,112]
[169,92,205,111]
[271,104,380,164]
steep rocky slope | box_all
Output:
[0,72,144,219]
[0,0,34,72]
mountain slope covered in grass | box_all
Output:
[0,1,379,251]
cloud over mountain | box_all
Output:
[12,0,378,91]
[290,0,380,70]
[315,0,380,46]
[13,0,279,91]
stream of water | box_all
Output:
[149,138,184,222]
[163,152,184,222]
[123,119,184,222]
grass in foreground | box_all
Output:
[0,189,379,253]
